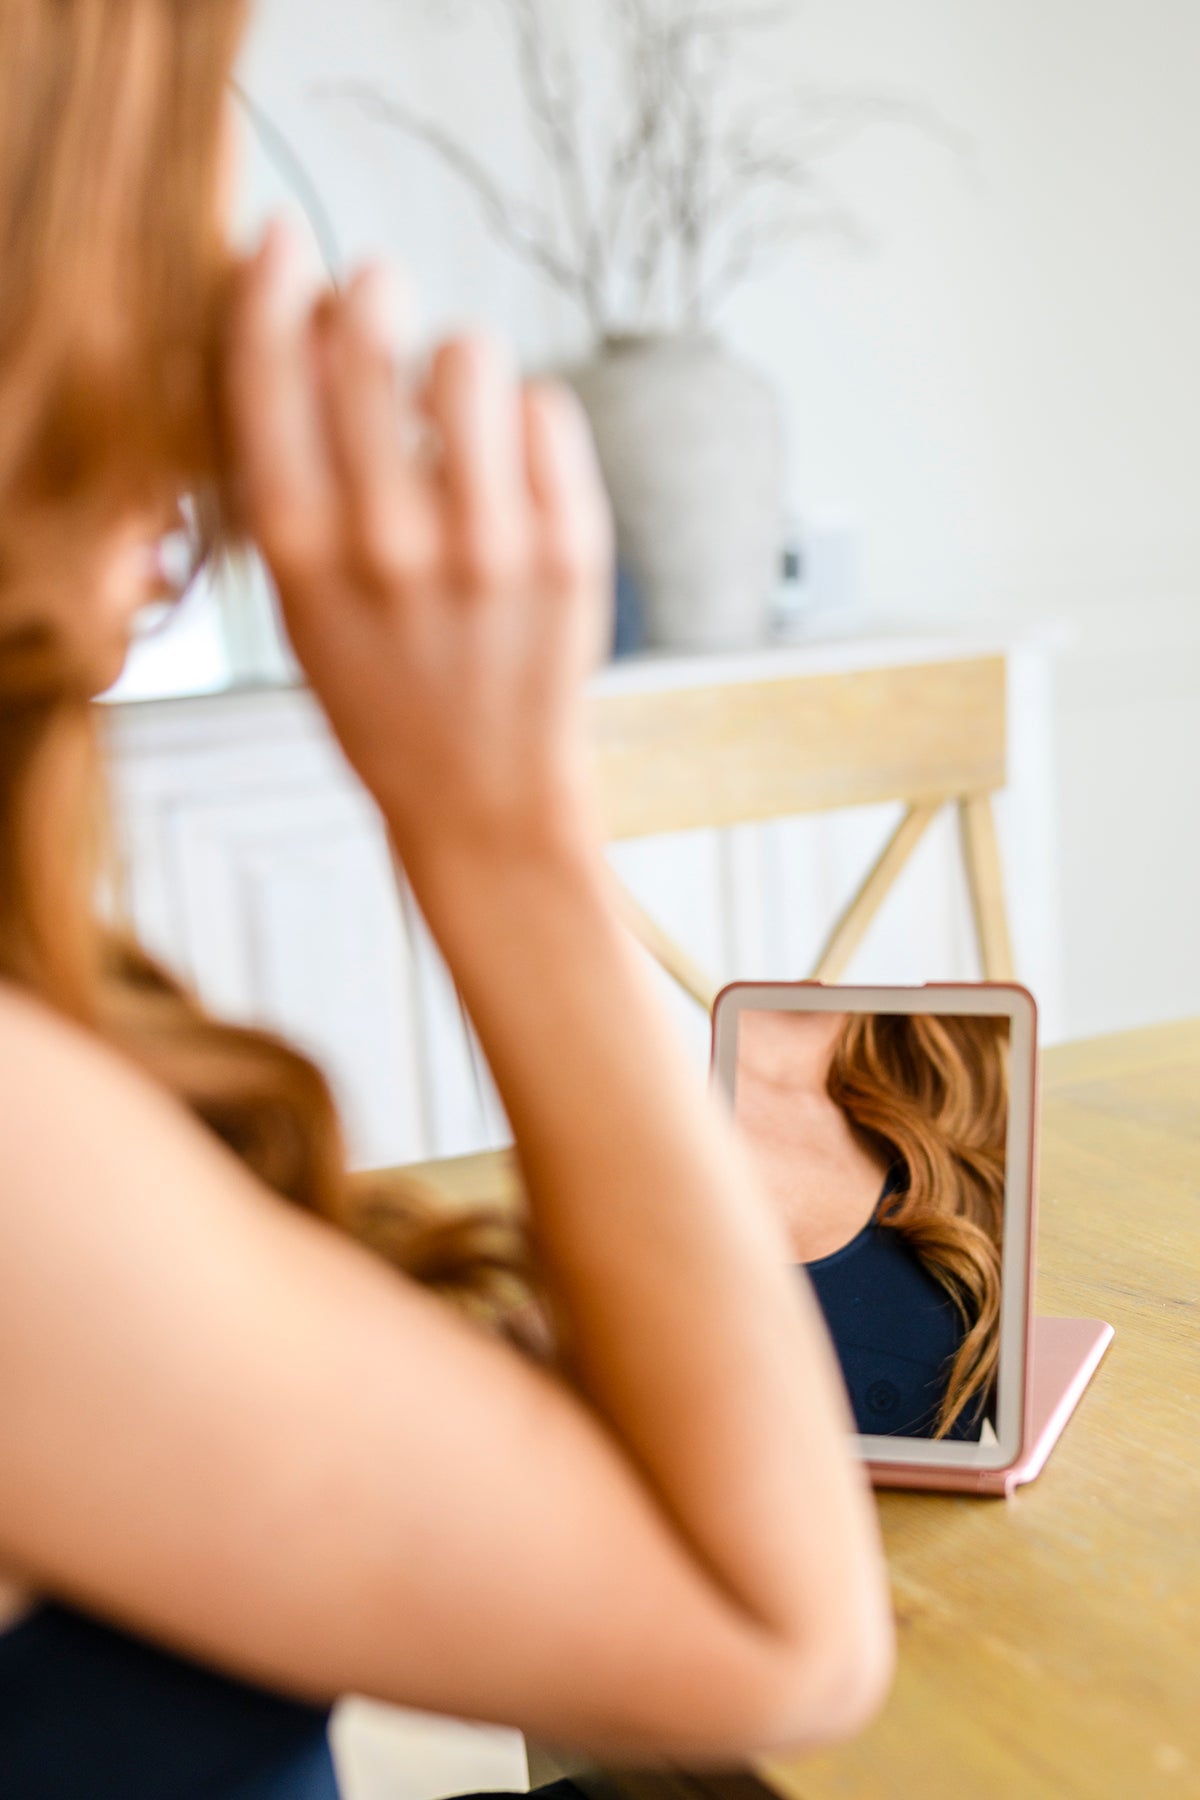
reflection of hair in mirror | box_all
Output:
[827,1016,1008,1440]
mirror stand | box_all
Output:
[1014,1316,1114,1490]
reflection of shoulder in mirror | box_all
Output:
[734,1029,890,1261]
[735,1009,848,1095]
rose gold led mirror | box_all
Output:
[711,982,1112,1495]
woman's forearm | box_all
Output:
[409,823,891,1668]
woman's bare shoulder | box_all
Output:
[0,976,283,1260]
[0,981,132,1171]
[0,977,75,1039]
[0,978,127,1071]
[0,978,194,1183]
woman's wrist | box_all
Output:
[392,781,610,961]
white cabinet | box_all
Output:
[105,633,1062,1169]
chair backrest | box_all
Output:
[586,654,1013,1008]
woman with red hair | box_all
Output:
[0,3,892,1794]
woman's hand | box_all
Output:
[224,223,614,879]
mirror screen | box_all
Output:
[734,1009,1008,1443]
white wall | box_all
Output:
[237,0,1200,1040]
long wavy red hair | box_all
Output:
[0,0,531,1341]
[827,1014,1008,1438]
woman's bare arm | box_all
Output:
[418,835,891,1683]
[0,221,893,1761]
[0,984,885,1759]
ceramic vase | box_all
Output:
[570,334,784,652]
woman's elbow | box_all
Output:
[769,1607,897,1753]
[649,1601,896,1764]
[698,1593,896,1764]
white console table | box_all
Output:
[104,631,1062,1170]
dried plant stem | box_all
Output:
[316,80,599,325]
[314,0,959,338]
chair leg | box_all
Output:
[959,792,1016,981]
[611,881,720,1014]
[811,801,944,984]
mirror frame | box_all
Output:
[711,981,1039,1481]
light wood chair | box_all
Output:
[590,652,1014,1014]
[389,652,1015,1210]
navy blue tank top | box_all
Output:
[803,1179,986,1442]
[0,1602,339,1799]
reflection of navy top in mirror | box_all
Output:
[802,1178,987,1442]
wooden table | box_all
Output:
[410,1021,1200,1800]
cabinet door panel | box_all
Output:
[108,699,427,1166]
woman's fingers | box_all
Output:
[427,336,529,589]
[224,222,338,587]
[318,267,444,594]
[523,382,614,583]
[227,223,608,647]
